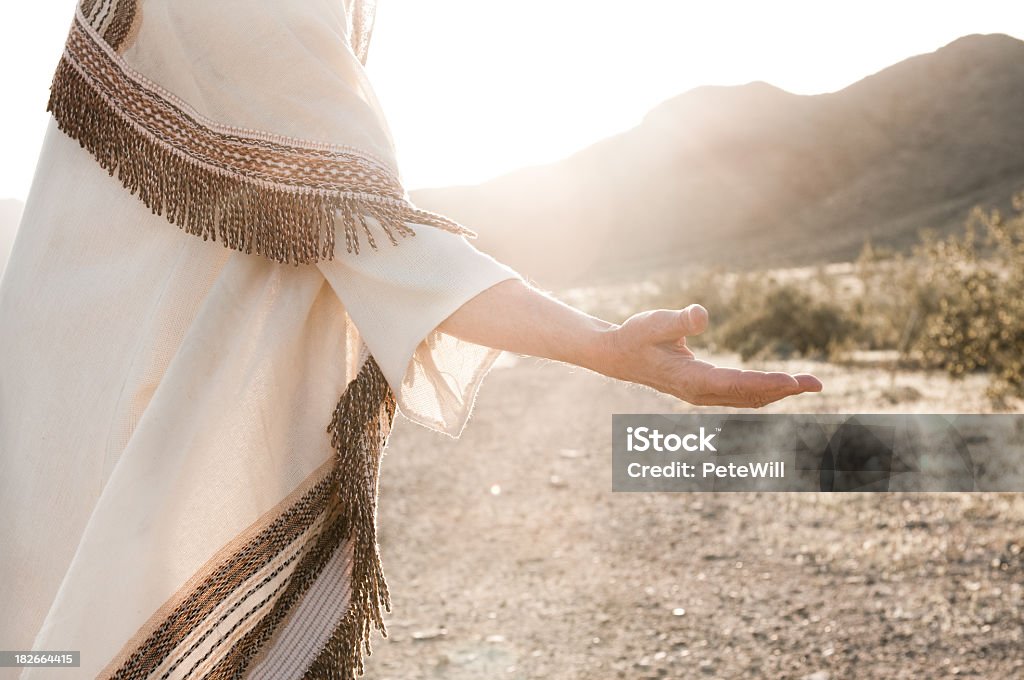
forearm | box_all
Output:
[437,274,823,407]
[437,277,618,375]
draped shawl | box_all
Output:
[51,0,474,263]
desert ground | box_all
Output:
[363,353,1023,680]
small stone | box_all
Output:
[559,448,585,458]
[801,672,830,680]
[486,635,506,643]
[411,627,447,641]
[451,652,478,665]
[672,608,686,617]
[549,475,568,488]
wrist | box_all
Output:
[575,318,624,379]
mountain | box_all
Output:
[0,199,23,280]
[412,34,1024,287]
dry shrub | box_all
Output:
[909,191,1024,405]
[643,269,856,360]
[605,188,1024,406]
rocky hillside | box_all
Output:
[413,34,1024,286]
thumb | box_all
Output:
[646,304,709,342]
[684,304,709,336]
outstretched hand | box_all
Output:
[436,278,823,408]
[601,304,822,408]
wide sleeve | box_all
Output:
[317,224,524,438]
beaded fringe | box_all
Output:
[46,53,476,266]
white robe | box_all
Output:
[0,117,521,678]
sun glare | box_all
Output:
[1,1,1021,200]
[367,0,1022,191]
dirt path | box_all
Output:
[364,356,1024,679]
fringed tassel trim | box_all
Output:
[198,356,396,680]
[312,355,397,678]
[96,356,397,679]
[47,14,477,266]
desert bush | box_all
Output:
[910,192,1024,404]
[852,246,919,351]
[717,282,855,360]
[599,187,1024,405]
[640,268,857,359]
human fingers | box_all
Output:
[682,365,817,407]
[689,391,795,408]
[793,373,823,392]
[700,366,800,398]
[642,304,709,344]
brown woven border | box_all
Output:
[100,356,397,679]
[48,10,476,265]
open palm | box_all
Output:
[605,304,823,407]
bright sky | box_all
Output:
[1,1,1021,201]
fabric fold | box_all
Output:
[317,224,524,438]
[90,355,397,680]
